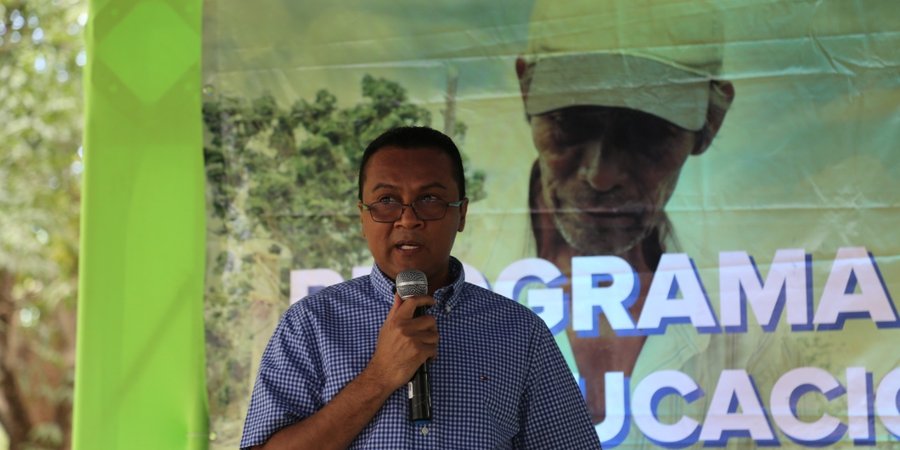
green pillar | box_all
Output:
[73,0,208,448]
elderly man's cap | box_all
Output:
[523,0,726,131]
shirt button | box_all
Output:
[445,306,451,313]
[420,425,429,436]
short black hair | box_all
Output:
[357,126,466,201]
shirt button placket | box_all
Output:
[414,423,432,449]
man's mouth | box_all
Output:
[394,241,423,251]
[555,204,647,228]
[583,212,640,228]
[553,206,644,217]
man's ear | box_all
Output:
[693,80,735,155]
[457,198,468,232]
[358,202,366,237]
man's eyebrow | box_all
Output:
[369,182,448,193]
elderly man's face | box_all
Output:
[530,106,698,255]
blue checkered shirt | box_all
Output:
[240,258,600,449]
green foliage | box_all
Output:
[0,0,85,449]
[201,75,485,446]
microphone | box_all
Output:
[396,269,432,425]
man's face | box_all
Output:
[530,106,698,255]
[359,146,467,288]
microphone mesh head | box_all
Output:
[396,270,428,298]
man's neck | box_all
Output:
[426,257,461,296]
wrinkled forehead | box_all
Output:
[529,105,698,158]
[534,104,681,129]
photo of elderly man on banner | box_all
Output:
[512,1,899,448]
[200,0,900,448]
[516,0,736,428]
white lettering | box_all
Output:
[846,367,874,444]
[770,367,846,445]
[814,247,898,329]
[633,370,702,445]
[596,372,629,446]
[875,367,900,438]
[572,256,639,337]
[494,258,566,332]
[638,254,718,334]
[700,369,776,444]
[719,249,809,332]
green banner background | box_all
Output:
[202,1,900,448]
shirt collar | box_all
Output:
[435,257,466,313]
[369,257,467,312]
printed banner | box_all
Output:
[74,0,207,448]
[202,0,900,447]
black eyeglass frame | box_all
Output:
[359,198,466,223]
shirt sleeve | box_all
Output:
[239,305,323,449]
[516,320,602,449]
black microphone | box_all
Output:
[396,269,432,425]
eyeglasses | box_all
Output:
[360,197,466,223]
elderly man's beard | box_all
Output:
[551,209,654,256]
[543,181,662,256]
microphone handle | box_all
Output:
[408,362,431,423]
[408,305,432,424]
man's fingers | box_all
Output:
[396,311,437,334]
[396,295,435,318]
[416,330,439,345]
[411,314,437,332]
[411,340,438,359]
[373,294,441,390]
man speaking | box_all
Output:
[240,127,598,449]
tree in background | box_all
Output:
[201,75,485,446]
[0,0,85,449]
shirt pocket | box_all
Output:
[478,375,520,443]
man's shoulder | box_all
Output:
[287,276,373,315]
[460,282,544,325]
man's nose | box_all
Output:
[579,140,626,192]
[395,204,424,228]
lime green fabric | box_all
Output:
[72,1,207,449]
